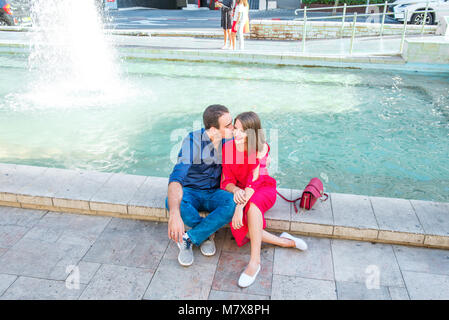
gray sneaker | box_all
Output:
[200,234,216,257]
[177,236,194,267]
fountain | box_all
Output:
[19,0,128,109]
[0,1,447,202]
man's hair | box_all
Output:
[203,104,229,130]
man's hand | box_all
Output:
[233,187,246,204]
[216,2,223,8]
[168,210,185,243]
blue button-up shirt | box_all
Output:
[169,128,225,190]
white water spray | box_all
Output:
[21,0,129,109]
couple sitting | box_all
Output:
[166,104,307,288]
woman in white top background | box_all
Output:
[230,0,249,50]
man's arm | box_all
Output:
[167,181,185,243]
[167,133,196,243]
[224,182,246,204]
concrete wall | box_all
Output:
[250,20,438,40]
[276,0,301,9]
[402,38,449,64]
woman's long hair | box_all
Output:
[241,0,249,7]
[235,111,266,155]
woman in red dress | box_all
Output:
[221,112,308,288]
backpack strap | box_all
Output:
[276,190,302,213]
[276,190,328,213]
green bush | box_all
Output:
[301,0,390,5]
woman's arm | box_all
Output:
[242,164,258,204]
[221,143,246,204]
[243,186,255,202]
[234,5,240,24]
[245,144,268,188]
[243,143,268,199]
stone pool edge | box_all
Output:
[1,163,448,250]
[2,41,449,74]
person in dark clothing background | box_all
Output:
[216,0,235,49]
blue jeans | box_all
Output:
[165,187,236,246]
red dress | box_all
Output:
[220,140,277,247]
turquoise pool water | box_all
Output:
[0,53,448,202]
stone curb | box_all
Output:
[0,40,415,73]
[2,39,448,74]
[0,26,230,39]
[1,163,448,250]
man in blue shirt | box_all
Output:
[167,104,236,267]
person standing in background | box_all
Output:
[230,0,249,50]
[216,0,235,49]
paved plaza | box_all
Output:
[0,206,448,300]
[0,27,416,56]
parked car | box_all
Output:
[0,0,31,26]
[0,0,15,26]
[95,0,105,13]
[11,0,31,25]
[388,0,449,25]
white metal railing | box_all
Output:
[294,1,439,15]
[294,1,438,54]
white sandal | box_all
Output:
[238,264,261,288]
[280,232,308,251]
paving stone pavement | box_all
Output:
[0,30,414,57]
[1,206,449,300]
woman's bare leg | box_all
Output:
[223,30,228,46]
[244,203,263,276]
[246,229,295,247]
[264,230,295,247]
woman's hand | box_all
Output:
[233,187,246,204]
[232,207,244,230]
[244,187,255,202]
